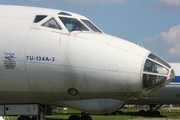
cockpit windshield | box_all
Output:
[148,53,171,68]
[59,17,89,32]
[144,60,168,75]
[143,53,172,90]
[81,19,102,33]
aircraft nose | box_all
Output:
[142,53,175,95]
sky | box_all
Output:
[0,0,180,62]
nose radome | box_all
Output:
[100,37,174,96]
[142,53,175,95]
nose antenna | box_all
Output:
[137,41,144,48]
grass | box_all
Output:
[7,108,180,120]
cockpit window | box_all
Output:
[81,19,102,33]
[143,53,171,90]
[148,53,171,68]
[42,18,61,30]
[58,12,72,16]
[144,60,168,75]
[143,74,167,89]
[59,17,89,32]
[34,15,47,23]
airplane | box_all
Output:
[0,5,175,120]
[124,63,180,116]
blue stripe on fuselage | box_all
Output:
[171,76,180,82]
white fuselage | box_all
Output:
[0,5,174,113]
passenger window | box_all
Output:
[34,15,47,23]
[42,18,61,30]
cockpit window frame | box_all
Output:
[81,19,102,33]
[42,18,62,30]
[142,53,171,91]
[59,17,89,32]
[148,53,171,68]
[144,59,169,75]
[143,74,167,90]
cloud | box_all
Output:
[144,25,180,57]
[160,25,180,43]
[152,0,180,12]
[73,0,126,3]
[155,0,180,6]
[168,43,180,55]
[23,0,127,4]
